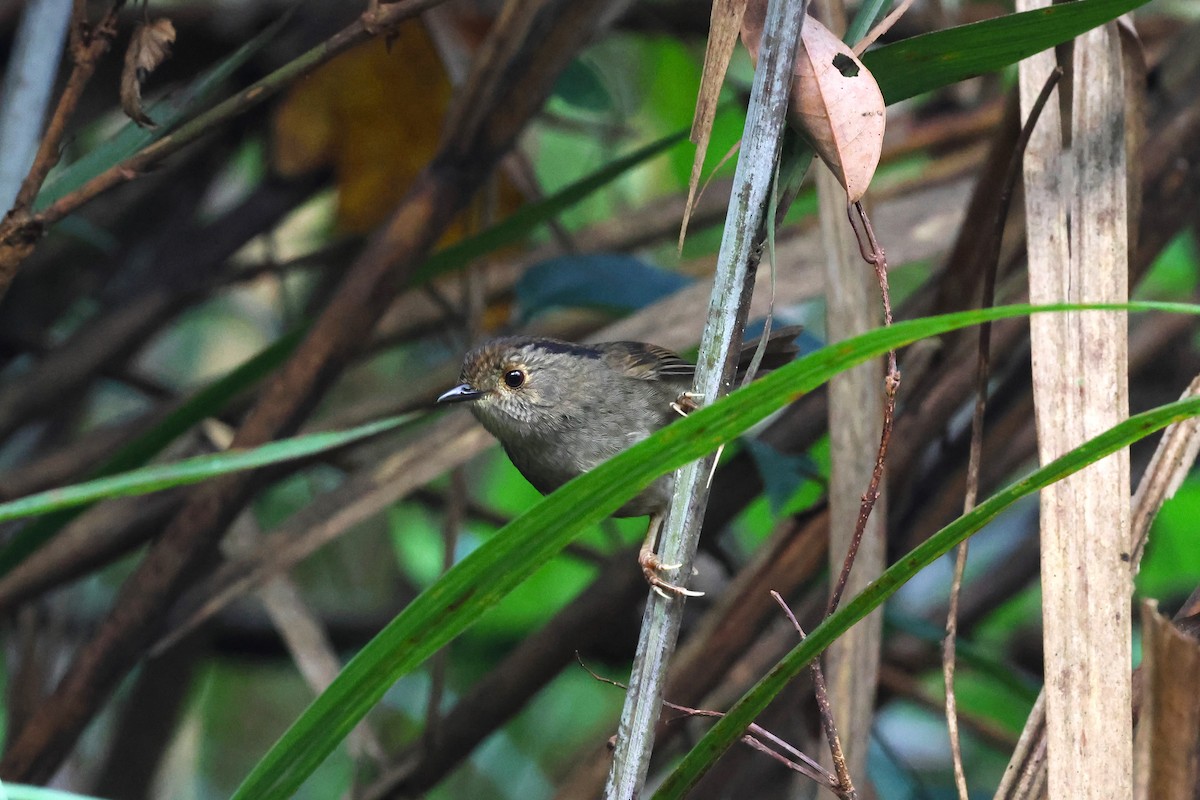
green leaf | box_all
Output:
[0,328,303,576]
[865,0,1151,106]
[230,301,1200,800]
[654,406,1200,797]
[0,412,415,525]
[35,13,291,210]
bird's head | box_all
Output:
[437,337,601,434]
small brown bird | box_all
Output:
[438,330,799,596]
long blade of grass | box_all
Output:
[845,0,893,46]
[865,0,1151,105]
[0,413,416,525]
[653,391,1199,797]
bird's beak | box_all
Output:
[437,383,485,404]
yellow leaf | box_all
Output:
[271,25,452,233]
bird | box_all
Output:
[438,329,799,597]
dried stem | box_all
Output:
[577,654,838,790]
[830,202,897,617]
[942,67,1061,800]
[605,0,807,795]
[772,591,857,799]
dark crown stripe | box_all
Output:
[531,340,602,359]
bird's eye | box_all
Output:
[503,369,526,389]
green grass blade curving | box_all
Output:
[865,0,1151,106]
[0,413,415,525]
[653,390,1200,796]
[230,301,1200,800]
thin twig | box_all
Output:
[942,67,1061,800]
[772,591,858,799]
[576,654,838,789]
[830,202,897,617]
[943,546,971,800]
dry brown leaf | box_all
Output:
[741,0,768,53]
[1136,602,1200,800]
[742,12,885,203]
[121,18,176,129]
[792,17,884,202]
[679,0,748,252]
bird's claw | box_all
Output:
[671,391,703,418]
[639,549,704,598]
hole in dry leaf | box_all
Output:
[832,53,859,78]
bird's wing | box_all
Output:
[597,326,801,382]
[596,341,695,381]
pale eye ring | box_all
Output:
[503,369,526,389]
